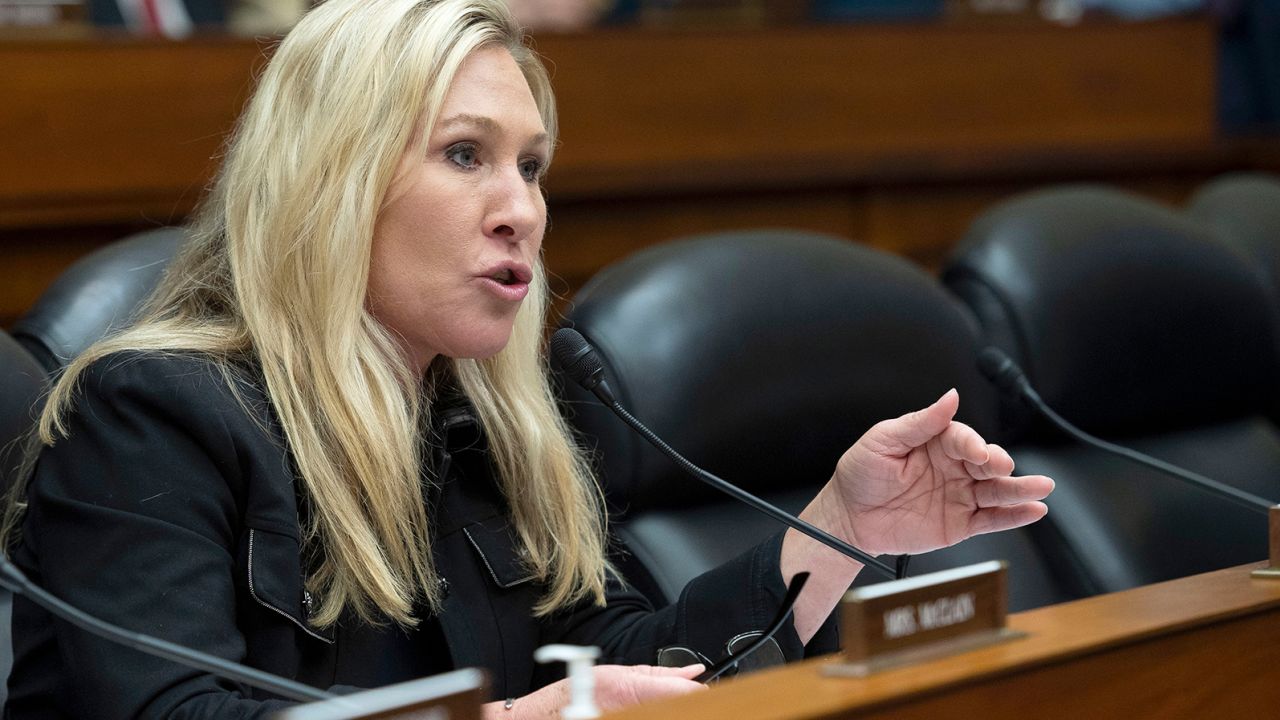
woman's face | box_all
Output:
[369,45,549,373]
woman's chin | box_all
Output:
[440,331,515,363]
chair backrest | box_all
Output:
[1188,172,1280,339]
[0,328,46,711]
[0,329,44,494]
[1,227,184,708]
[944,186,1280,593]
[11,227,186,373]
[556,230,1080,610]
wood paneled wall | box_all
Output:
[1,18,1272,325]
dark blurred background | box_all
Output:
[0,0,1276,326]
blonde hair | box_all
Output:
[4,0,609,628]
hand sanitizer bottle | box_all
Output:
[534,644,602,720]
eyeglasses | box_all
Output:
[695,571,809,683]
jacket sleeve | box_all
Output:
[538,531,840,670]
[13,354,304,719]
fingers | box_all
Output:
[938,421,992,467]
[595,664,708,710]
[624,674,707,703]
[971,474,1055,508]
[961,442,1014,480]
[938,421,1018,485]
[868,388,960,455]
[516,665,708,719]
[967,501,1050,537]
[628,663,706,680]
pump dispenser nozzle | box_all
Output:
[534,644,601,720]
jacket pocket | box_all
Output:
[462,518,536,589]
[246,526,334,644]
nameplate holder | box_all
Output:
[1251,506,1280,579]
[825,560,1024,677]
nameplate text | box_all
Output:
[831,560,1019,675]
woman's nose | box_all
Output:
[485,168,542,243]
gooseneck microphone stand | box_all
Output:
[551,327,904,580]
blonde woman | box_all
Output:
[3,0,1054,717]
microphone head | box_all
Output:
[977,346,1028,398]
[550,328,605,390]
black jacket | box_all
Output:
[7,353,833,718]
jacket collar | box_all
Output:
[430,387,482,454]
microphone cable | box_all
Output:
[552,327,905,580]
[0,553,336,704]
[977,346,1274,516]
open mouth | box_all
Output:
[490,269,519,286]
[480,265,532,301]
[487,265,532,286]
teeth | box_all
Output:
[492,269,515,284]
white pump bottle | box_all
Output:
[533,644,601,720]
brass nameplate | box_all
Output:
[826,560,1023,677]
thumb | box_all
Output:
[869,388,959,456]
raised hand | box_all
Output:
[825,388,1054,557]
[782,389,1054,641]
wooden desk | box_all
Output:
[3,19,1275,325]
[0,19,1217,222]
[607,562,1280,719]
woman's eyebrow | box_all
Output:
[436,113,548,146]
[437,113,498,132]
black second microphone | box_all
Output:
[977,347,1275,516]
[550,327,901,580]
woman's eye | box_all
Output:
[445,143,479,169]
[518,157,544,182]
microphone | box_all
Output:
[550,328,900,580]
[977,347,1274,516]
[0,553,337,704]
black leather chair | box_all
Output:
[1,329,48,711]
[1,330,44,494]
[2,226,184,707]
[11,226,186,374]
[555,230,1080,612]
[944,187,1280,595]
[1189,172,1280,327]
